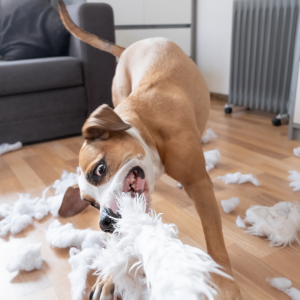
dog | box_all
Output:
[57,1,242,299]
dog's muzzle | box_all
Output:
[99,208,120,233]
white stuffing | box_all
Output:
[0,169,79,237]
[294,147,300,157]
[6,243,43,272]
[289,171,300,192]
[201,128,217,144]
[69,247,100,300]
[46,220,106,250]
[204,149,221,172]
[0,141,22,156]
[236,216,246,228]
[268,277,300,300]
[245,202,300,247]
[46,220,106,300]
[214,172,260,186]
[92,193,230,300]
[221,197,240,213]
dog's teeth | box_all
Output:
[132,184,136,189]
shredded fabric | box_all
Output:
[201,128,217,144]
[294,147,300,157]
[221,197,240,213]
[0,141,22,156]
[236,216,246,228]
[268,277,300,300]
[289,171,300,192]
[6,243,43,272]
[245,202,300,247]
[0,169,79,237]
[204,149,221,172]
[214,172,260,186]
[92,193,230,300]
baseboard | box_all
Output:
[210,93,228,102]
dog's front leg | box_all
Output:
[184,173,243,300]
[90,275,121,300]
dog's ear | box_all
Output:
[58,184,89,217]
[82,104,131,140]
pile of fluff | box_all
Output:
[0,169,78,237]
[268,277,300,300]
[46,220,106,300]
[201,128,217,144]
[243,201,300,247]
[92,193,230,300]
[214,172,260,186]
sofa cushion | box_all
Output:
[0,57,83,96]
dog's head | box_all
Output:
[59,104,154,232]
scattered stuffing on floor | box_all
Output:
[214,172,260,186]
[204,149,221,172]
[221,197,240,213]
[236,216,246,228]
[46,220,106,300]
[289,171,300,192]
[201,128,217,144]
[268,277,300,300]
[0,169,78,237]
[6,243,43,272]
[294,147,300,157]
[0,141,22,156]
[244,202,300,247]
[92,193,230,300]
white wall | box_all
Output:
[196,0,233,94]
[294,63,300,125]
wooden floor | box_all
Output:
[0,99,300,300]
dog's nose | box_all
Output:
[99,208,119,233]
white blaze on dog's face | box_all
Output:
[58,104,164,224]
[78,130,150,214]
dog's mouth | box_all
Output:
[123,166,147,197]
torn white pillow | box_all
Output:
[294,147,300,157]
[204,149,221,172]
[92,193,230,300]
[245,202,300,247]
[221,197,240,213]
[214,172,260,186]
[201,128,217,144]
[6,243,43,272]
[0,141,22,156]
[268,277,300,300]
[236,216,246,228]
[289,171,300,192]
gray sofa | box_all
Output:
[0,0,116,144]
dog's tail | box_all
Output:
[58,0,125,57]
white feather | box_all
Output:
[6,243,43,272]
[201,128,217,144]
[245,202,300,247]
[221,197,240,213]
[214,172,260,186]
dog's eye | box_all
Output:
[90,202,100,210]
[95,163,105,176]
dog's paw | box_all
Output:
[212,273,243,300]
[90,275,121,300]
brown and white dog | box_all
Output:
[57,1,242,299]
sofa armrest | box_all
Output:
[67,3,116,115]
